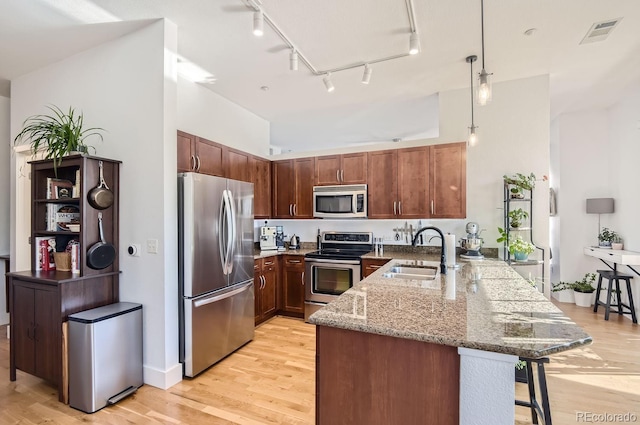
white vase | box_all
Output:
[573,291,594,307]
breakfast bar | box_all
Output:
[309,258,592,425]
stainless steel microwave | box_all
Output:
[313,184,367,218]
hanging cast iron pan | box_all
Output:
[88,160,114,210]
[87,212,116,270]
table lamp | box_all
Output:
[586,198,614,243]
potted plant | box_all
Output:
[552,273,596,307]
[597,227,617,248]
[611,235,624,250]
[503,173,537,199]
[508,236,535,261]
[508,208,529,228]
[13,105,104,175]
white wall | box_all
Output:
[268,75,551,290]
[10,20,182,389]
[0,95,9,324]
[177,77,270,157]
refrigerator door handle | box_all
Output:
[226,189,237,274]
[193,281,253,308]
[223,189,233,274]
[218,190,228,274]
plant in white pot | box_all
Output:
[13,105,104,175]
[552,273,596,307]
[611,235,624,250]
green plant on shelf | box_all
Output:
[508,208,529,228]
[508,235,535,257]
[598,228,618,245]
[503,173,536,198]
[551,273,596,293]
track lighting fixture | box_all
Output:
[409,32,420,55]
[253,9,264,37]
[323,73,335,92]
[361,64,372,84]
[466,55,479,146]
[477,0,492,105]
[290,49,298,71]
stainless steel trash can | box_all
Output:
[68,302,143,413]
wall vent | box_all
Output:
[580,18,622,44]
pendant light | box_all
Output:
[477,0,492,105]
[466,55,478,146]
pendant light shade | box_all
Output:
[253,10,264,36]
[477,0,492,105]
[466,55,479,146]
[469,126,478,146]
[409,32,420,55]
[290,49,298,71]
[361,64,372,84]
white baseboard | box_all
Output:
[143,362,183,390]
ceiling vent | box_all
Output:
[580,18,622,44]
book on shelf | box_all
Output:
[46,204,80,231]
[35,237,56,271]
[73,169,81,198]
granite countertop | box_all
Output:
[253,247,316,259]
[308,258,592,358]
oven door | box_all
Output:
[305,258,361,304]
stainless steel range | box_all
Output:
[304,232,373,321]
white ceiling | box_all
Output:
[1,0,639,152]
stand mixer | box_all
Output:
[460,222,484,259]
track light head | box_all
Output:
[290,49,298,71]
[253,10,264,37]
[361,64,372,84]
[409,32,420,55]
[323,73,335,92]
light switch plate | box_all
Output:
[146,239,158,254]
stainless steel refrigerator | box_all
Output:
[178,172,255,377]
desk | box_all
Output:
[584,247,640,276]
[0,254,9,313]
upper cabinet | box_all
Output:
[430,142,466,218]
[315,153,367,186]
[250,155,271,219]
[177,131,224,176]
[272,158,314,218]
[368,147,430,218]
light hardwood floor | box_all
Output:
[0,301,638,424]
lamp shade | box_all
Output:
[586,198,614,214]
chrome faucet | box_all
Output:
[412,226,446,274]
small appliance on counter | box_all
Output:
[289,234,300,250]
[259,225,277,251]
[275,226,286,251]
[460,221,484,259]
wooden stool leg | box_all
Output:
[626,279,638,324]
[605,278,613,321]
[594,274,604,313]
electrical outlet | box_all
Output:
[146,239,159,254]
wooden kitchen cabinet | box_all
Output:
[429,142,466,218]
[272,157,314,218]
[281,255,305,317]
[254,257,278,325]
[315,153,367,186]
[250,155,271,219]
[361,258,390,278]
[177,131,225,176]
[367,147,430,218]
[226,147,251,182]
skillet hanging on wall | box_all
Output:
[88,160,114,210]
[86,212,116,270]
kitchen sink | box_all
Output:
[382,264,439,280]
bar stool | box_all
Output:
[515,357,552,425]
[593,269,637,324]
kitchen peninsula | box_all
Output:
[309,258,592,425]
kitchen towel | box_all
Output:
[445,233,456,268]
[445,272,456,300]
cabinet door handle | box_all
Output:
[191,155,196,171]
[293,204,297,216]
[288,259,301,264]
[301,271,305,285]
[341,170,344,182]
[33,324,39,342]
[264,260,274,266]
[336,170,340,182]
[370,265,382,269]
[431,200,434,215]
[196,156,201,171]
[398,201,402,215]
[289,204,293,216]
[393,201,397,215]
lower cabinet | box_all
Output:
[9,272,119,403]
[281,256,305,317]
[254,257,278,325]
[362,258,391,278]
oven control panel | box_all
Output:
[322,232,372,244]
